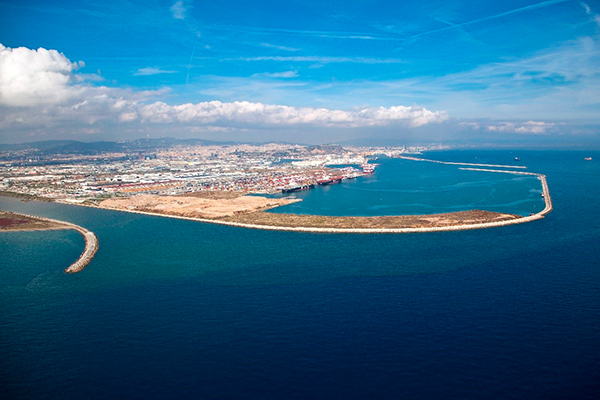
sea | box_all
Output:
[1,150,599,399]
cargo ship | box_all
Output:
[361,163,378,174]
[281,184,314,193]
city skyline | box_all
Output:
[1,0,599,146]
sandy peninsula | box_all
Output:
[0,210,70,232]
[95,192,534,232]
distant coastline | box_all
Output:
[1,156,553,236]
[89,156,552,233]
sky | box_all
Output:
[1,0,599,146]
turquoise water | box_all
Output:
[1,150,599,399]
[268,156,544,216]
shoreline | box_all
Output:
[93,159,551,233]
[90,160,552,233]
[2,157,552,235]
[92,205,547,234]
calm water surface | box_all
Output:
[1,150,599,399]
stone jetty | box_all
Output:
[63,226,99,273]
[5,211,98,273]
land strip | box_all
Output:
[220,209,522,229]
[1,210,68,231]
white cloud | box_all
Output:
[487,121,558,134]
[136,101,447,128]
[581,2,600,26]
[258,43,301,52]
[581,2,592,14]
[170,1,188,20]
[0,44,83,107]
[0,44,447,140]
[134,67,178,76]
[252,71,298,78]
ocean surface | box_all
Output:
[1,150,599,399]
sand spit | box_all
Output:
[1,210,69,231]
[1,210,98,273]
[89,206,546,234]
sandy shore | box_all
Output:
[99,194,301,219]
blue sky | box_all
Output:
[1,0,599,145]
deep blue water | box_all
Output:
[1,150,599,399]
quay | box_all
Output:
[6,211,98,273]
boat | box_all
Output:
[585,157,592,161]
[361,163,378,174]
[514,157,520,161]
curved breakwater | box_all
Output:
[99,161,552,234]
[459,168,552,215]
[101,169,552,234]
[6,211,98,273]
[398,155,528,169]
[64,227,99,273]
[41,157,552,238]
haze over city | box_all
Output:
[1,0,599,146]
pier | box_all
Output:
[6,211,98,273]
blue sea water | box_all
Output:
[268,155,544,216]
[1,150,599,399]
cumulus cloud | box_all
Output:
[136,101,448,128]
[487,121,557,134]
[0,43,449,142]
[0,44,83,107]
